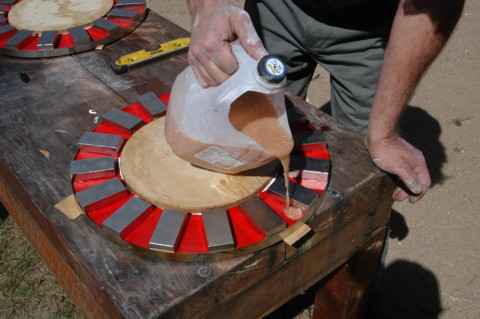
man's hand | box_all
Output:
[367,0,463,203]
[368,135,431,203]
[187,0,267,87]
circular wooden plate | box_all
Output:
[70,92,331,260]
[9,0,114,32]
[0,0,147,58]
[120,117,273,211]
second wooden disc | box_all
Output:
[8,0,114,32]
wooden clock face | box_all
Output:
[70,92,331,260]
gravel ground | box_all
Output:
[0,1,478,318]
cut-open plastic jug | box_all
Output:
[165,42,294,174]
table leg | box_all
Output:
[312,229,386,319]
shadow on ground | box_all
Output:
[389,209,409,241]
[398,106,447,186]
[367,259,443,319]
[0,202,8,223]
[264,258,442,319]
[264,257,442,319]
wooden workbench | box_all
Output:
[0,11,394,319]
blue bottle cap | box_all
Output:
[257,55,286,84]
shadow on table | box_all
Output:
[367,259,443,319]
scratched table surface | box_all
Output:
[0,11,393,319]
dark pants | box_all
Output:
[246,0,397,131]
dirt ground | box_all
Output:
[0,1,478,318]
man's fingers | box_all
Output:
[409,192,425,204]
[369,136,431,203]
[394,161,423,195]
[189,52,216,87]
[393,187,409,201]
[196,63,217,87]
[191,65,207,87]
[196,52,230,85]
[231,10,268,60]
[413,154,432,194]
[208,42,239,75]
[190,41,236,86]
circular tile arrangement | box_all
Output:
[70,92,331,259]
[0,0,147,58]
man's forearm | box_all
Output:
[368,0,464,142]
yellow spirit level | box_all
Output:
[112,37,191,74]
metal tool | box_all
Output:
[268,175,317,205]
[38,31,58,49]
[0,25,13,35]
[70,157,116,181]
[202,209,235,252]
[149,209,187,252]
[77,132,124,155]
[115,0,145,6]
[75,178,126,209]
[93,19,118,32]
[5,30,32,48]
[108,8,138,18]
[290,155,330,173]
[102,109,143,131]
[137,91,166,116]
[112,37,190,74]
[240,199,286,235]
[69,27,91,47]
[103,197,150,235]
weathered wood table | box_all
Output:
[0,12,393,319]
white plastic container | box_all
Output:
[165,42,294,174]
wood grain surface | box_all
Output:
[119,117,272,211]
[0,12,394,319]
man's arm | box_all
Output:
[367,0,464,202]
[186,0,266,87]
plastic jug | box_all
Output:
[165,42,294,174]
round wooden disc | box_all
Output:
[8,0,114,32]
[119,118,274,211]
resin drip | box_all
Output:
[229,91,301,219]
[280,156,291,208]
